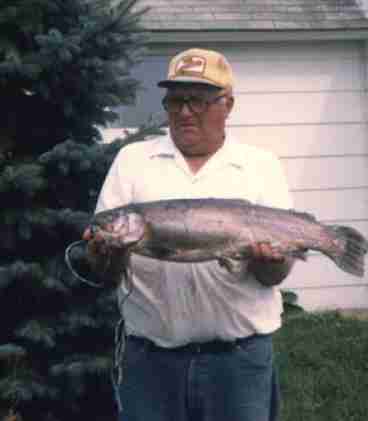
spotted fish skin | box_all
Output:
[88,198,368,277]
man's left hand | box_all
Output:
[249,242,294,286]
[251,242,286,262]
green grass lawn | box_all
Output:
[274,312,368,421]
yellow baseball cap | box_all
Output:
[158,48,234,90]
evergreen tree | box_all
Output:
[0,1,164,420]
[0,0,148,156]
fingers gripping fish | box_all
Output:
[64,213,143,288]
[82,198,368,281]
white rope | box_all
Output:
[64,240,105,288]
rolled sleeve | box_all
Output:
[95,148,134,214]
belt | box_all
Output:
[128,334,258,354]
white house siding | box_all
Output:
[104,40,368,311]
[224,41,368,311]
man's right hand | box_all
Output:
[82,226,125,289]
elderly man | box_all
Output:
[85,48,294,421]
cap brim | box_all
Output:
[157,76,223,88]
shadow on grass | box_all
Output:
[274,311,368,421]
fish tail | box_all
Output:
[326,225,368,277]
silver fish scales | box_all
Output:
[87,198,368,278]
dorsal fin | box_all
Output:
[288,208,317,222]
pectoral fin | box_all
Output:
[217,256,246,274]
[289,249,309,261]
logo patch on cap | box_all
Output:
[175,55,206,77]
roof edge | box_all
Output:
[145,29,368,44]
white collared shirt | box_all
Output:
[96,134,293,347]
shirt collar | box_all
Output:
[148,134,177,158]
[148,133,246,169]
[217,135,246,169]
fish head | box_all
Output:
[88,210,147,247]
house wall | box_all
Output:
[219,41,368,310]
[101,40,368,311]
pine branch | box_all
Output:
[47,355,112,405]
[0,343,26,361]
[0,208,89,259]
[0,373,59,403]
[50,354,111,378]
[39,140,97,177]
[0,163,46,199]
[0,261,44,290]
[77,0,149,56]
[41,276,70,296]
[15,320,56,349]
[56,308,116,337]
[39,140,111,210]
[0,267,12,289]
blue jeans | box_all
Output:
[118,334,280,421]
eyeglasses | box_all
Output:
[162,94,227,114]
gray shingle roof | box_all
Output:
[136,0,368,31]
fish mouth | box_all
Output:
[89,212,147,247]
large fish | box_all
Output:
[82,198,368,278]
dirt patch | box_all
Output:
[338,308,368,321]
